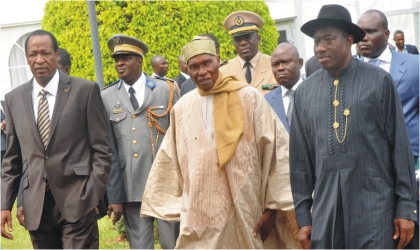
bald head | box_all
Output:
[357,9,390,58]
[271,42,303,89]
[151,55,169,77]
[177,55,188,74]
[275,42,300,60]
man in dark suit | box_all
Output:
[304,55,321,77]
[393,30,419,55]
[57,48,72,75]
[151,55,169,78]
[358,10,419,249]
[0,100,5,164]
[264,41,303,248]
[174,55,189,87]
[265,42,303,133]
[1,30,111,248]
[15,47,108,226]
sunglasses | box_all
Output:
[233,32,256,43]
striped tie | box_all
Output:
[37,89,50,149]
[286,89,295,126]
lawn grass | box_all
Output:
[1,203,162,249]
[0,203,129,249]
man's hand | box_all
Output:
[1,210,13,240]
[1,120,5,131]
[16,206,25,227]
[298,225,312,249]
[107,204,123,225]
[252,209,277,241]
[393,218,414,249]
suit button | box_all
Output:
[116,118,120,121]
[134,153,138,158]
[44,156,49,160]
[132,115,136,118]
[414,210,418,215]
[133,140,137,145]
[132,127,136,132]
[42,178,46,182]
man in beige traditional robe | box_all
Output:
[140,36,296,248]
[219,11,277,94]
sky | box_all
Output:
[0,0,48,25]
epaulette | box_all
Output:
[153,75,180,97]
[104,79,121,90]
[153,75,174,82]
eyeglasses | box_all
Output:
[233,32,256,43]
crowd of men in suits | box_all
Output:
[1,5,419,249]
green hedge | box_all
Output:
[42,0,279,85]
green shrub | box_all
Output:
[42,0,278,85]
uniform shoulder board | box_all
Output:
[104,79,120,90]
[153,75,174,83]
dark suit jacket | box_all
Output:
[406,44,419,55]
[389,50,419,157]
[265,87,289,133]
[305,55,321,77]
[174,72,187,87]
[180,78,197,96]
[1,100,5,152]
[1,71,112,230]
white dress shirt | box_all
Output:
[280,77,303,114]
[363,47,392,73]
[32,70,60,121]
[238,51,260,79]
[123,72,146,107]
[180,71,190,80]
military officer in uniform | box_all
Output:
[101,34,180,249]
[220,11,277,94]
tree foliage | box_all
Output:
[42,0,279,85]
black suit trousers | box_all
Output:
[28,189,99,249]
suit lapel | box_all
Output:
[21,80,44,149]
[47,72,72,148]
[270,88,290,133]
[117,82,135,115]
[389,51,406,87]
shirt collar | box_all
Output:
[151,72,166,78]
[180,71,190,79]
[395,44,407,52]
[281,77,303,98]
[33,69,60,97]
[123,72,146,94]
[238,51,260,69]
[364,46,392,64]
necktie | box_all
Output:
[244,61,252,84]
[369,59,381,66]
[285,89,295,126]
[128,87,139,110]
[37,89,50,149]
